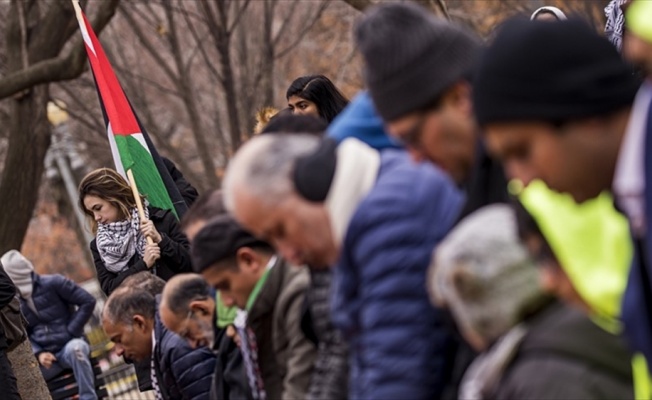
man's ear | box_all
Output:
[132,315,149,332]
[236,247,259,271]
[190,299,211,316]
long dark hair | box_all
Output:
[286,75,349,123]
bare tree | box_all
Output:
[0,0,119,256]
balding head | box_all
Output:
[160,274,216,348]
[222,134,320,213]
[161,274,213,317]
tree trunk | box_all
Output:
[7,339,52,400]
[0,85,51,255]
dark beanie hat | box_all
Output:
[191,215,272,273]
[474,18,640,126]
[355,2,480,121]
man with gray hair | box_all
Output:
[102,286,215,400]
[223,133,463,399]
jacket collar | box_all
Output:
[247,256,285,326]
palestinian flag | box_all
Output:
[73,2,187,218]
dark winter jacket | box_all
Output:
[331,150,464,400]
[0,265,16,350]
[210,327,251,400]
[622,95,652,366]
[492,302,634,399]
[248,257,316,400]
[154,309,216,400]
[162,157,199,208]
[91,207,192,296]
[304,269,348,400]
[21,274,95,355]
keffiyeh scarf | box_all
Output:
[96,206,148,273]
[605,0,627,52]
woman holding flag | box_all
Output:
[78,168,192,296]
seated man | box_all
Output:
[102,285,215,400]
[190,216,317,400]
[0,250,97,400]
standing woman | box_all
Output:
[78,168,192,296]
[286,75,349,123]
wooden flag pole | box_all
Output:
[127,169,154,246]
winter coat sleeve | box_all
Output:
[0,267,15,309]
[162,157,199,208]
[332,162,463,400]
[90,239,148,296]
[156,210,192,274]
[50,275,96,338]
[166,339,216,400]
[277,273,316,400]
[306,270,349,400]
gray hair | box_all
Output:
[103,286,156,326]
[121,271,166,296]
[430,204,545,344]
[222,134,321,212]
[161,274,212,317]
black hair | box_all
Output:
[262,114,328,136]
[286,75,349,123]
[165,275,212,317]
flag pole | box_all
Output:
[127,169,154,246]
[72,0,154,247]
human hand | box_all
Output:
[143,243,161,268]
[140,219,162,244]
[38,352,57,369]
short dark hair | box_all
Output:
[121,271,166,295]
[164,275,212,317]
[180,189,225,230]
[103,286,156,325]
[262,114,327,136]
[286,75,349,123]
[191,215,274,273]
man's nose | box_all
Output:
[114,344,125,356]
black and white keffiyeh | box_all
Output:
[96,206,148,273]
[605,0,627,52]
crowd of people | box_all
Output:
[1,0,652,399]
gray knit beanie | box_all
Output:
[355,2,480,122]
[429,204,544,345]
[1,250,34,298]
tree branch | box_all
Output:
[340,0,373,12]
[0,0,119,100]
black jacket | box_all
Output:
[304,269,348,400]
[494,302,634,399]
[210,327,251,400]
[153,309,215,400]
[90,207,192,296]
[0,266,16,350]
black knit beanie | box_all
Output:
[355,2,480,122]
[474,18,640,126]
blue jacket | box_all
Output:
[21,274,96,355]
[328,91,402,150]
[331,150,464,399]
[154,311,216,400]
[622,94,652,364]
